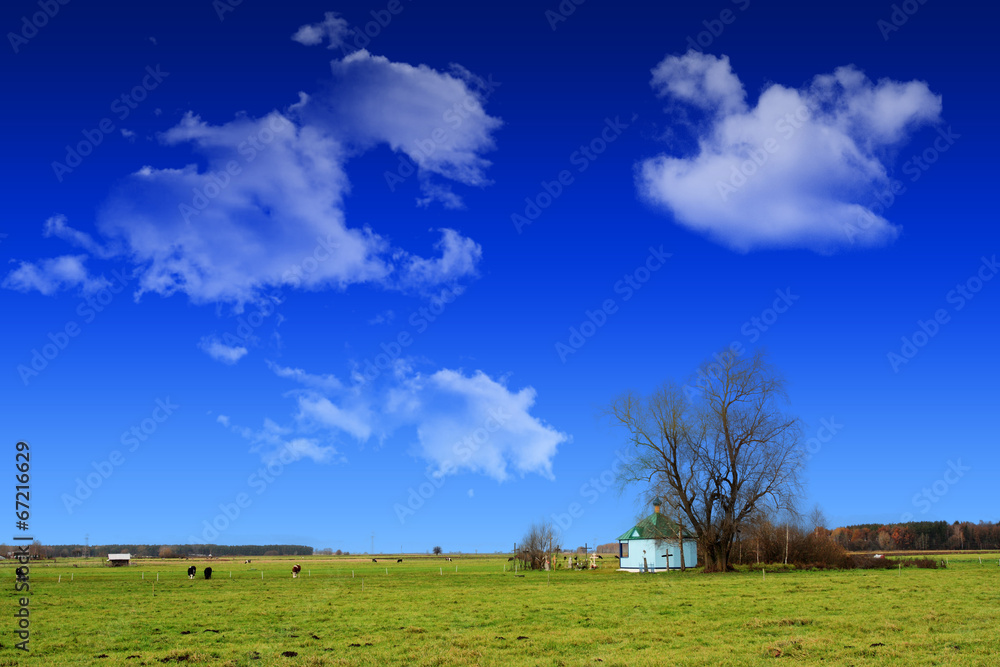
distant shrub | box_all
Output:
[848,555,942,570]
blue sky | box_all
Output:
[3,0,997,553]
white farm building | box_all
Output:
[617,499,697,572]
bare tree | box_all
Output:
[608,349,803,572]
[519,521,559,570]
[432,546,443,555]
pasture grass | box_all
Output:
[4,552,1000,666]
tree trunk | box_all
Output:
[704,541,733,572]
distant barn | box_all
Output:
[106,553,131,567]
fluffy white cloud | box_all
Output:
[396,228,482,291]
[5,51,499,303]
[292,11,350,49]
[651,51,746,116]
[305,50,502,202]
[2,255,109,295]
[391,369,569,481]
[199,336,248,364]
[250,361,567,480]
[639,51,942,252]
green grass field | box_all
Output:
[5,552,1000,666]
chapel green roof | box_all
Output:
[618,512,695,541]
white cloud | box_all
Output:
[292,11,350,49]
[199,336,248,364]
[639,52,942,252]
[305,50,502,194]
[416,178,465,210]
[4,52,500,304]
[651,51,746,116]
[266,361,343,392]
[222,416,339,465]
[121,128,136,143]
[396,228,482,290]
[256,360,567,481]
[395,369,568,481]
[2,255,109,296]
[43,215,115,258]
[367,309,395,325]
[296,394,374,442]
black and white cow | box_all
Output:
[188,566,197,579]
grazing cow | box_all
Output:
[371,558,378,563]
[445,557,452,562]
[507,557,514,562]
[292,564,301,578]
[396,558,403,563]
[204,567,212,580]
[598,555,603,559]
[187,566,197,579]
[244,559,252,564]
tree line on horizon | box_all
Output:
[11,543,314,558]
[827,520,1000,551]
